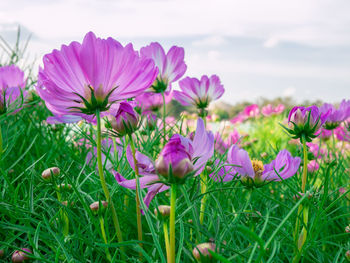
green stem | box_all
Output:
[199,172,208,225]
[163,221,170,262]
[293,135,309,261]
[170,184,177,263]
[96,110,123,245]
[55,190,69,237]
[129,134,143,251]
[161,91,166,146]
[112,138,120,172]
[0,122,3,160]
[99,216,112,262]
[301,135,308,193]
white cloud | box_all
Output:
[283,87,296,97]
[192,36,227,47]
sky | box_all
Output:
[0,0,349,104]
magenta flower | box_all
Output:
[230,112,248,124]
[320,101,349,129]
[214,132,227,154]
[173,75,224,110]
[155,135,194,181]
[135,91,173,112]
[107,102,139,136]
[114,118,214,209]
[37,32,158,123]
[0,65,27,114]
[214,129,241,154]
[307,160,319,173]
[286,105,330,142]
[225,145,301,187]
[261,104,285,117]
[140,42,186,93]
[244,104,260,118]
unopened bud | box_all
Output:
[345,225,350,233]
[42,167,60,180]
[192,242,216,262]
[0,249,4,258]
[154,205,171,218]
[11,248,32,262]
[90,201,108,212]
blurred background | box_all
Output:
[1,0,349,111]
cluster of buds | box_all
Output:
[285,106,329,142]
[41,167,60,180]
[90,201,108,214]
[106,102,139,137]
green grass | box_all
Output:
[0,100,349,262]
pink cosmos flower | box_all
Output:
[135,91,173,112]
[287,105,330,141]
[214,129,241,154]
[230,112,248,124]
[173,75,224,109]
[261,104,285,117]
[320,100,349,129]
[140,42,186,93]
[37,32,158,123]
[210,145,301,187]
[114,118,214,209]
[244,104,260,118]
[307,160,319,173]
[0,65,27,114]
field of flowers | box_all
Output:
[0,31,349,263]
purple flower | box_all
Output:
[0,65,27,114]
[224,145,300,187]
[287,105,330,142]
[135,91,173,112]
[140,42,186,93]
[114,118,214,209]
[107,102,139,136]
[37,32,158,123]
[209,160,235,182]
[155,135,194,180]
[173,75,224,109]
[320,101,348,129]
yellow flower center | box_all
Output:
[251,159,264,175]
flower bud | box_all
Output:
[0,249,4,258]
[154,205,171,218]
[155,136,193,181]
[90,201,108,212]
[192,242,216,262]
[11,248,32,262]
[345,225,350,233]
[41,167,60,180]
[287,106,330,142]
[110,102,139,136]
